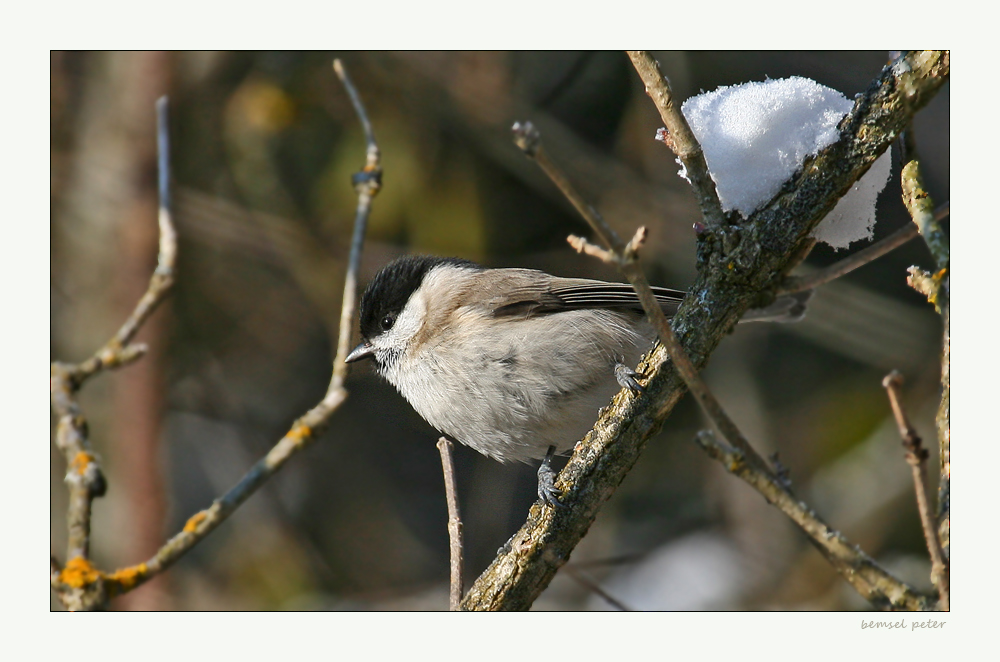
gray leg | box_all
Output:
[537,445,566,508]
[615,361,645,393]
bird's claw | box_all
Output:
[615,362,645,393]
[537,445,567,509]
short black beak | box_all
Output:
[345,341,376,363]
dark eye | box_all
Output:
[380,314,395,332]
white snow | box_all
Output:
[679,76,891,250]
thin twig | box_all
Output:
[561,563,631,611]
[53,62,381,608]
[69,98,178,388]
[513,121,776,481]
[508,116,930,613]
[50,96,178,611]
[900,159,950,564]
[695,430,931,610]
[778,202,950,296]
[626,51,726,228]
[882,372,949,610]
[902,162,949,271]
[462,50,947,613]
[331,58,382,394]
[97,61,380,600]
[436,438,464,611]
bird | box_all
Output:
[346,254,808,506]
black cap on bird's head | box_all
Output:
[345,255,480,363]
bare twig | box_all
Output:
[516,122,926,611]
[436,438,465,611]
[514,121,776,481]
[902,162,949,271]
[695,430,931,610]
[53,61,381,609]
[96,60,379,601]
[331,58,382,394]
[778,202,950,296]
[461,50,946,612]
[626,50,726,228]
[900,159,950,564]
[883,372,949,609]
[50,96,178,611]
[67,99,178,388]
[561,563,631,611]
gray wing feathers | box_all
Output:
[477,268,809,323]
[481,270,684,317]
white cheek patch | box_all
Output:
[371,287,428,360]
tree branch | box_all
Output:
[900,156,950,567]
[626,50,727,229]
[51,60,382,609]
[695,430,931,610]
[95,60,380,603]
[436,438,465,611]
[516,121,926,613]
[561,563,631,611]
[461,50,948,611]
[778,202,949,296]
[882,371,949,609]
[513,123,775,480]
[50,96,177,611]
[331,58,381,393]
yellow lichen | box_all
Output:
[104,563,148,597]
[288,425,313,444]
[72,451,93,476]
[59,556,100,588]
[183,511,208,533]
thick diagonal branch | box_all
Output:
[461,50,948,612]
[516,122,926,612]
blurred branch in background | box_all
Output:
[50,59,379,610]
[375,52,698,265]
[51,93,178,611]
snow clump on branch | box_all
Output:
[679,76,891,250]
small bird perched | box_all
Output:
[346,255,808,506]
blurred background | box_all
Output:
[50,51,949,611]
